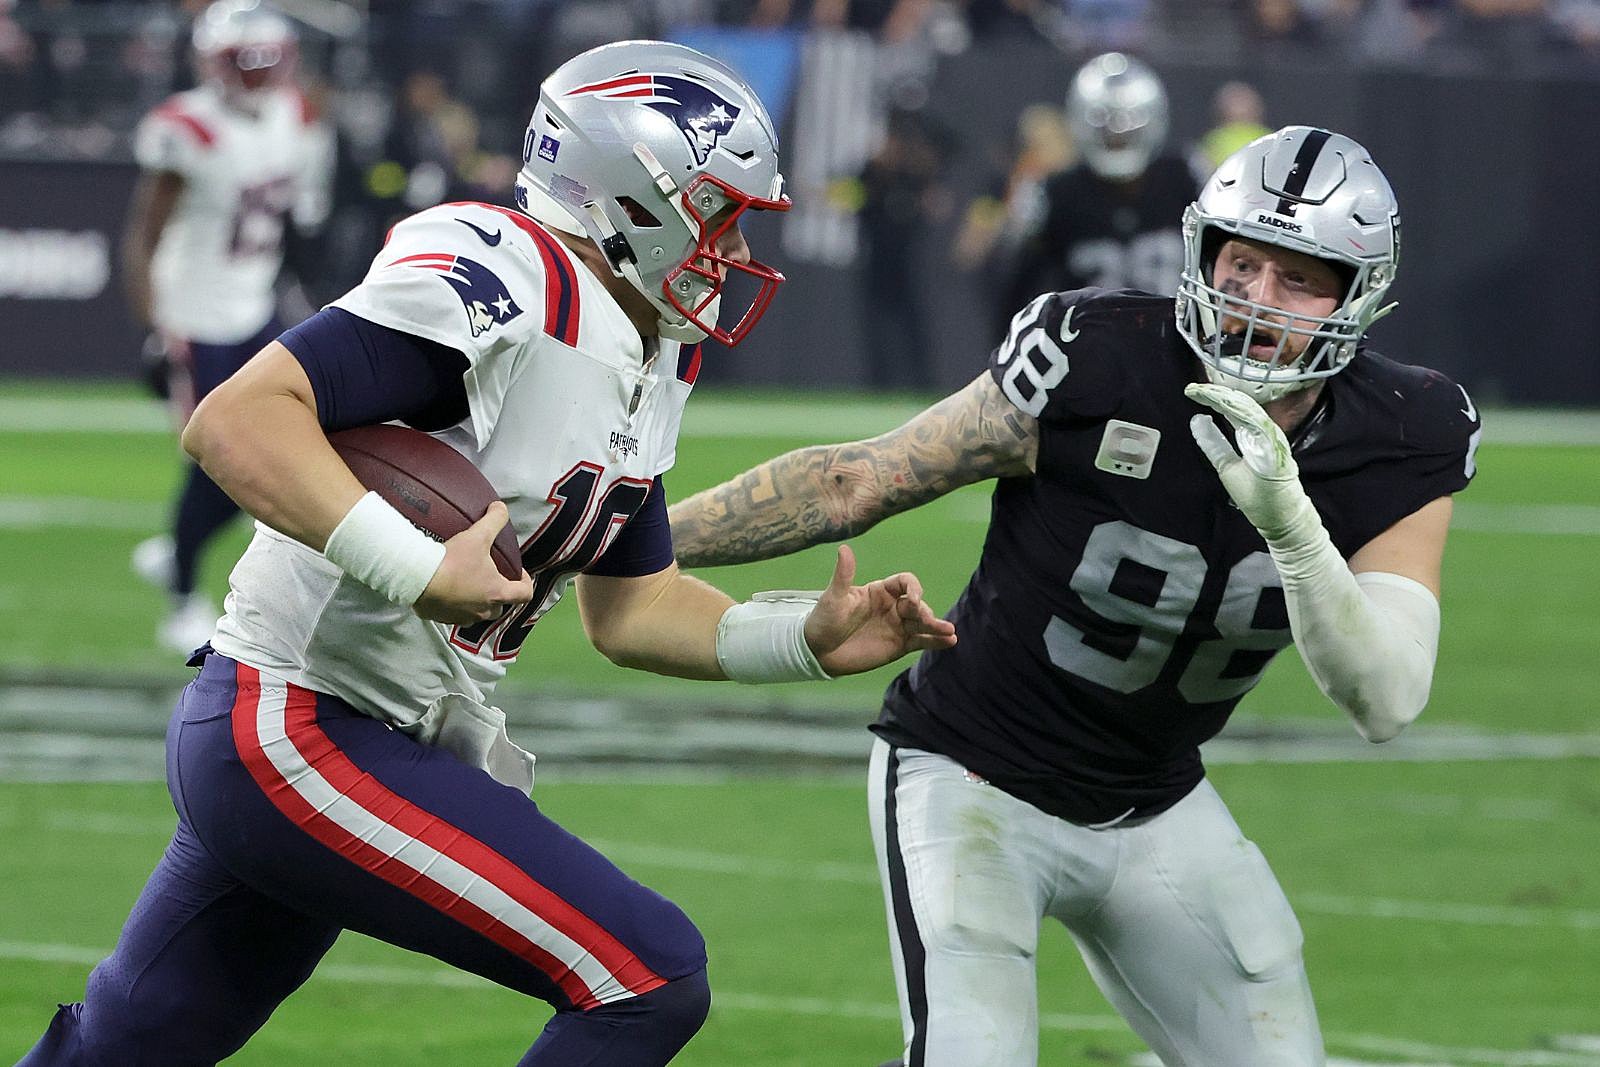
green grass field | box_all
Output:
[2,382,1599,1065]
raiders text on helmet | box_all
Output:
[1067,53,1169,181]
[515,40,790,346]
[1175,126,1401,402]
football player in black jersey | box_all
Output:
[669,126,1481,1065]
[997,53,1197,339]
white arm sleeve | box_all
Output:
[1270,526,1441,743]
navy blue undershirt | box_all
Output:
[585,477,673,578]
[276,307,673,578]
[278,307,470,432]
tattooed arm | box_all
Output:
[669,373,1039,567]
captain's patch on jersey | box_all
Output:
[393,252,524,337]
[1094,419,1161,480]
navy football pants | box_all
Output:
[167,321,280,595]
[21,654,709,1066]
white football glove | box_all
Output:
[1183,381,1439,743]
[1185,382,1317,546]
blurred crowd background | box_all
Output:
[3,0,1599,403]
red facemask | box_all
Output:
[661,174,791,347]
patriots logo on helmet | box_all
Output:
[566,73,741,165]
[393,252,523,337]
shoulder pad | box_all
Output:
[373,205,586,349]
[135,95,216,170]
[991,288,1157,422]
[1357,351,1482,458]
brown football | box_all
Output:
[327,424,522,582]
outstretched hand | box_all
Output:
[1185,382,1312,543]
[803,545,957,677]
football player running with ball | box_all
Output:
[668,127,1481,1065]
[21,41,953,1067]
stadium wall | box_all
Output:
[734,40,1600,406]
[2,39,1596,405]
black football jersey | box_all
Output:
[1002,157,1197,318]
[874,289,1481,825]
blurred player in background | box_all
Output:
[124,0,332,654]
[952,103,1075,345]
[21,39,954,1067]
[1190,78,1272,183]
[670,127,1481,1064]
[999,52,1195,325]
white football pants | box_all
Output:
[868,740,1325,1067]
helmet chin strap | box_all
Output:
[659,297,716,342]
[518,148,721,344]
[579,192,711,344]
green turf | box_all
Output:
[2,763,1598,1064]
[2,390,1596,725]
[3,386,1599,1064]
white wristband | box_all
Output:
[322,491,447,606]
[715,592,832,684]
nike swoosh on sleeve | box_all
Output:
[1059,305,1079,343]
[459,218,503,247]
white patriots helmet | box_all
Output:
[515,40,791,346]
[1175,126,1401,402]
[192,0,297,97]
[1067,52,1169,181]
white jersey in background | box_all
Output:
[212,202,697,745]
[133,84,332,344]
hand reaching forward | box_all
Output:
[803,545,957,677]
[415,501,534,626]
[1185,382,1317,544]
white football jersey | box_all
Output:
[212,202,699,733]
[133,84,332,344]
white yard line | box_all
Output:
[6,715,1600,789]
[4,393,1600,444]
[1295,892,1600,932]
[0,394,936,439]
[0,734,168,783]
[0,496,166,530]
[1448,503,1600,536]
[1554,1038,1600,1054]
[1,938,1595,1066]
[1371,794,1562,822]
[1131,1056,1453,1067]
[12,792,1568,841]
[10,805,1599,935]
[1332,1034,1600,1067]
[584,839,1600,934]
[0,397,170,434]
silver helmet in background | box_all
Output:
[515,40,790,346]
[1176,125,1401,402]
[1066,52,1169,181]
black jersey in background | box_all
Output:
[996,157,1197,343]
